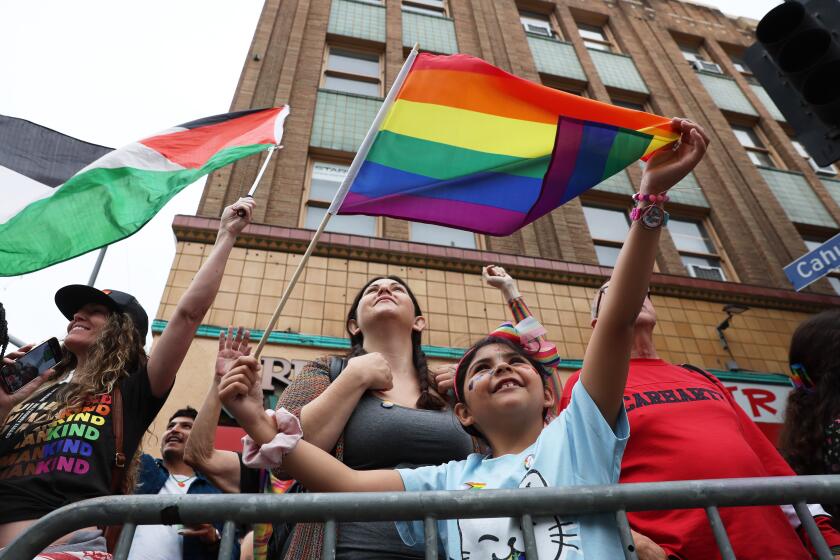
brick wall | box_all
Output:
[192,0,840,296]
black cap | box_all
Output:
[55,285,149,344]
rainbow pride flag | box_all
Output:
[334,53,679,236]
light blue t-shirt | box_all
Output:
[396,381,629,560]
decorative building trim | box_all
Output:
[172,215,840,313]
[152,319,793,385]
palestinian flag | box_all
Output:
[0,107,289,276]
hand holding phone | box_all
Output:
[0,338,62,395]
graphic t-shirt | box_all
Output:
[561,359,812,560]
[0,364,167,522]
[396,382,629,560]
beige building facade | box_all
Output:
[147,0,840,447]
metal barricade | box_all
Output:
[1,475,839,560]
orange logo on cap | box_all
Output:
[102,290,112,295]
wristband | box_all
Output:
[241,407,303,468]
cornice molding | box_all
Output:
[172,215,840,313]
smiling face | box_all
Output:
[348,277,425,338]
[64,303,111,355]
[455,342,553,436]
[161,415,194,461]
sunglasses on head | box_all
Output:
[593,286,652,319]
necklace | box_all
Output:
[170,473,196,488]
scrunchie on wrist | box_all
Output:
[241,407,303,468]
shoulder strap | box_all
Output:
[680,363,717,383]
[328,356,347,383]
[110,385,126,494]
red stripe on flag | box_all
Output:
[140,108,281,168]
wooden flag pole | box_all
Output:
[253,44,421,359]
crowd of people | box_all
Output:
[1,118,839,559]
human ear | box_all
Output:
[347,318,360,336]
[454,402,476,429]
[412,315,427,333]
[542,382,555,410]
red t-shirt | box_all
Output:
[560,359,811,560]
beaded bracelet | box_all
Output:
[632,192,670,204]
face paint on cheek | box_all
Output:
[468,372,487,392]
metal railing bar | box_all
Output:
[322,519,337,560]
[704,506,736,560]
[520,513,538,559]
[615,509,639,560]
[111,522,136,560]
[217,520,236,560]
[793,501,833,560]
[424,516,438,560]
[3,475,839,560]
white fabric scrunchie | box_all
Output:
[241,407,303,468]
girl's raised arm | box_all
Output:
[581,118,709,427]
[219,356,404,493]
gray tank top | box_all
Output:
[337,393,474,559]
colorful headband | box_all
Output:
[789,362,815,393]
[454,317,560,403]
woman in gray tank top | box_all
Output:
[274,275,476,560]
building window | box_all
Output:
[679,42,724,74]
[304,161,377,236]
[669,218,727,281]
[732,125,776,167]
[520,11,559,39]
[322,47,382,97]
[792,140,838,177]
[804,238,840,295]
[611,98,646,111]
[577,23,613,52]
[729,52,753,77]
[402,0,447,17]
[409,222,476,248]
[582,205,630,267]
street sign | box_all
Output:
[784,231,840,291]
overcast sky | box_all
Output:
[0,0,780,351]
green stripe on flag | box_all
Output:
[368,130,551,180]
[0,143,270,276]
[601,129,652,181]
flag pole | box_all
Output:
[237,143,280,217]
[87,247,108,286]
[254,44,421,359]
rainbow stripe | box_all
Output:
[337,54,678,236]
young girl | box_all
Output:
[220,118,709,558]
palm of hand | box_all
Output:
[215,349,244,384]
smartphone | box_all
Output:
[0,338,62,394]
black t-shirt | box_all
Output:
[0,364,167,522]
[238,455,262,494]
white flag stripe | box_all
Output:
[0,166,54,223]
[75,137,188,175]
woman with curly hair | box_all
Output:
[780,308,840,520]
[0,198,255,556]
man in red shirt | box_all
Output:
[560,282,840,559]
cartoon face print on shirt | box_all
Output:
[457,470,581,560]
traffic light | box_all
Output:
[745,0,840,167]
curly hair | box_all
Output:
[779,309,840,515]
[12,312,147,493]
[51,312,147,411]
[346,275,445,411]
